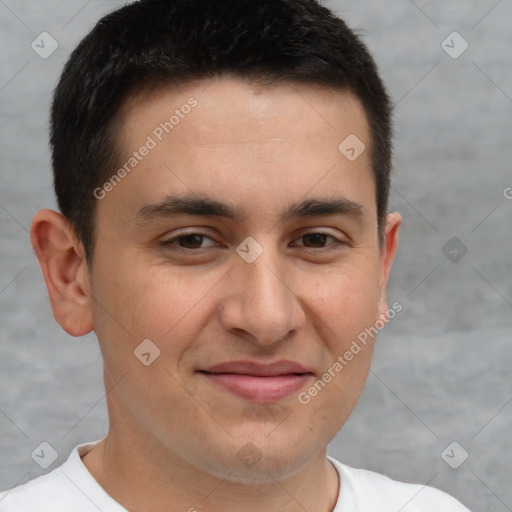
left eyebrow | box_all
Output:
[285,197,365,220]
[134,194,367,225]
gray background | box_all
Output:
[1,1,511,510]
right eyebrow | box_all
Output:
[135,195,242,224]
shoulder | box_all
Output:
[0,465,80,512]
[0,440,122,512]
[328,456,471,512]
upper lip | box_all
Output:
[199,360,312,376]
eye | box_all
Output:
[291,231,345,251]
[160,233,218,250]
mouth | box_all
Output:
[197,360,314,403]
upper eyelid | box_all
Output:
[291,231,342,245]
[162,227,342,238]
[161,229,217,243]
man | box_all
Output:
[0,0,471,510]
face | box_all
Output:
[58,78,400,482]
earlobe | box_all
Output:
[377,212,402,320]
[29,209,94,337]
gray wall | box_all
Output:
[1,1,511,510]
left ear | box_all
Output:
[376,212,402,321]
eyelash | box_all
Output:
[160,231,347,254]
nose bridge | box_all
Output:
[247,254,289,312]
[221,239,304,345]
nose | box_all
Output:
[218,244,306,347]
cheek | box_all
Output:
[300,262,380,401]
[94,259,224,361]
[307,262,382,336]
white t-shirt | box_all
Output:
[0,440,471,511]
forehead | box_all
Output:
[121,77,369,147]
[99,77,375,228]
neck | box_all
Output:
[82,429,340,512]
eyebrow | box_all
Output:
[135,194,366,225]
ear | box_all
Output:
[376,212,402,321]
[29,209,94,337]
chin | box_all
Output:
[201,436,318,485]
[214,453,307,485]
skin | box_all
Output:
[30,76,401,512]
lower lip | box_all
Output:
[200,372,312,403]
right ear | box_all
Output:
[29,209,94,337]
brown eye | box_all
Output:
[291,231,346,253]
[177,234,205,248]
[160,233,218,250]
[302,233,330,248]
